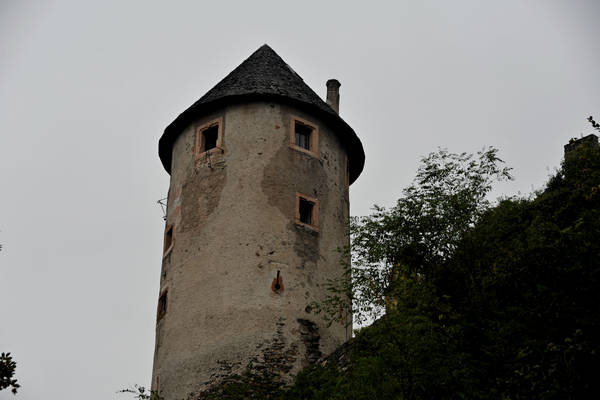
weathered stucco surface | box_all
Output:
[152,101,350,399]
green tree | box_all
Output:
[298,147,512,399]
[0,352,20,394]
[297,132,600,399]
[313,147,512,327]
[444,134,600,398]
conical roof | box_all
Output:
[159,44,365,184]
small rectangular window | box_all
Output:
[295,193,319,231]
[157,290,168,321]
[299,198,313,224]
[290,116,318,157]
[195,118,223,157]
[295,122,312,150]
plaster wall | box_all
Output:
[151,101,351,399]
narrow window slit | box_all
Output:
[157,290,168,321]
[271,271,284,293]
[164,225,173,254]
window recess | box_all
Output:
[290,116,318,157]
[157,289,168,321]
[163,225,174,256]
[295,193,319,231]
[195,118,223,156]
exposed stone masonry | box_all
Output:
[297,319,322,364]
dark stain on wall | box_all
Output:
[261,114,329,264]
[181,157,226,233]
[291,223,320,264]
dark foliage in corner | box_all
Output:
[287,140,600,399]
[0,352,20,394]
[440,139,600,398]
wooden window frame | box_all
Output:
[195,117,223,159]
[295,193,319,231]
[290,116,319,158]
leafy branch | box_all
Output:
[0,352,20,394]
[118,385,163,400]
[313,147,512,326]
[588,116,600,132]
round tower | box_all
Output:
[152,45,365,398]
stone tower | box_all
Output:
[152,45,365,398]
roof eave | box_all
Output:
[159,95,365,184]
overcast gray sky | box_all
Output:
[1,1,599,399]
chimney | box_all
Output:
[564,134,599,155]
[326,79,341,114]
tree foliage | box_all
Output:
[0,352,20,394]
[294,136,600,399]
[312,147,512,326]
[443,137,600,398]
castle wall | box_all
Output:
[152,101,350,398]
